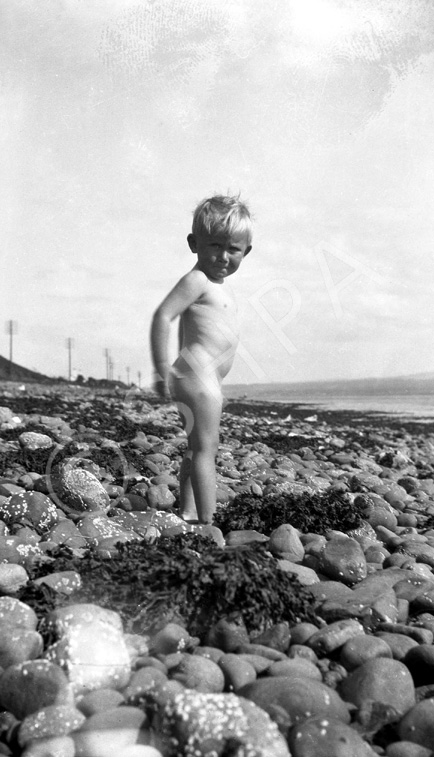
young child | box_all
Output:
[150,195,252,524]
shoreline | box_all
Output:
[224,396,434,434]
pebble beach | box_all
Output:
[0,382,434,756]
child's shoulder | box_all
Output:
[178,266,208,291]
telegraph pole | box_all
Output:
[126,366,130,385]
[65,338,74,381]
[103,348,110,380]
[5,321,17,376]
[137,370,141,388]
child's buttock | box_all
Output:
[169,356,222,402]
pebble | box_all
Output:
[0,385,434,753]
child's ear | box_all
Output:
[187,234,197,253]
[244,245,252,257]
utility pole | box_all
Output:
[103,348,110,380]
[109,358,114,382]
[5,321,18,376]
[137,370,141,388]
[126,366,130,385]
[65,338,74,381]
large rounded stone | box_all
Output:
[238,676,350,730]
[72,706,150,757]
[50,461,110,513]
[398,699,434,748]
[154,689,290,757]
[0,491,58,533]
[404,644,434,686]
[318,536,367,585]
[288,715,377,756]
[169,653,225,693]
[0,659,73,719]
[339,658,415,718]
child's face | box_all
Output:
[187,229,251,282]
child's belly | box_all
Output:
[178,310,239,380]
[172,344,235,382]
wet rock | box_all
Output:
[317,536,368,585]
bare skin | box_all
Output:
[151,229,251,523]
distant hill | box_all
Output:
[0,355,53,383]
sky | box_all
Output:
[2,0,434,386]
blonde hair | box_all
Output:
[192,195,252,245]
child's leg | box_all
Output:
[178,449,198,521]
[170,373,222,524]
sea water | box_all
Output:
[224,384,434,419]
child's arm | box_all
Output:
[150,269,207,398]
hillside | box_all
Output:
[0,355,53,383]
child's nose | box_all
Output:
[219,249,229,262]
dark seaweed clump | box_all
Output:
[20,535,319,639]
[214,490,366,536]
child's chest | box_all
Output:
[191,283,237,318]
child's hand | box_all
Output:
[153,377,172,402]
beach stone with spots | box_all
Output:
[50,460,111,513]
[0,659,73,719]
[76,512,136,545]
[18,704,86,747]
[0,491,58,533]
[34,571,81,596]
[0,563,28,593]
[44,603,130,695]
[317,536,368,585]
[154,689,290,757]
[0,597,38,631]
[288,715,377,756]
[18,431,54,451]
